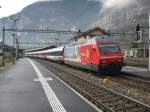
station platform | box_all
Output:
[122,66,150,79]
[0,58,101,112]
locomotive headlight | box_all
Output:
[118,59,123,62]
[102,60,107,64]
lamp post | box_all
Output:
[12,34,16,64]
[10,15,20,61]
[1,17,6,66]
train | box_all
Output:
[25,35,124,73]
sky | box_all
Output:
[0,0,59,18]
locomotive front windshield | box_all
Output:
[99,44,120,54]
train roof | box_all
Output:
[25,45,57,53]
[26,46,64,54]
[67,35,115,46]
[87,35,115,44]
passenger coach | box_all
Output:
[26,46,64,62]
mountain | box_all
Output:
[0,0,102,48]
[91,0,150,45]
[1,0,149,49]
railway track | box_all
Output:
[36,59,150,94]
[105,73,150,93]
[36,59,150,112]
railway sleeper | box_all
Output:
[86,90,101,94]
[90,92,110,98]
[107,100,128,108]
[113,103,139,112]
[73,81,86,85]
[80,86,100,90]
[106,101,128,108]
[90,91,109,96]
[99,94,115,100]
[122,107,146,112]
[76,82,91,86]
[100,96,121,104]
[101,97,122,105]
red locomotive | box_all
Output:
[63,35,123,73]
[25,35,124,73]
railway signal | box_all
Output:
[78,29,81,34]
[135,23,142,42]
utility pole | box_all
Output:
[10,15,20,61]
[16,38,19,59]
[0,6,4,66]
[148,13,150,71]
[2,26,5,66]
[58,32,61,46]
[12,34,16,64]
